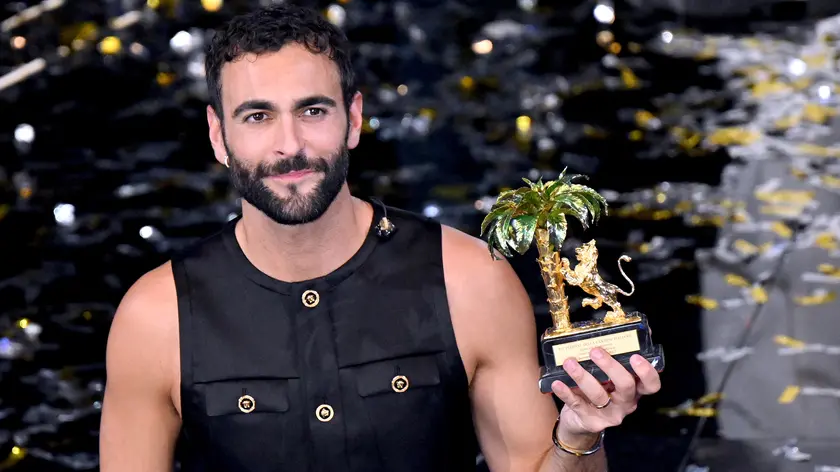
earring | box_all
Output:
[223,155,230,168]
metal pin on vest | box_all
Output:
[371,198,396,239]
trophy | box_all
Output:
[481,169,664,392]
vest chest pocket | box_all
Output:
[192,378,305,471]
[354,353,442,397]
[348,353,449,470]
[200,379,290,416]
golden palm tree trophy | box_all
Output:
[481,169,664,392]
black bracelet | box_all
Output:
[552,415,605,457]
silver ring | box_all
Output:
[594,395,612,409]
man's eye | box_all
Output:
[303,108,325,117]
[246,112,267,122]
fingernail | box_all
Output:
[564,359,579,372]
[631,355,644,365]
[591,348,604,359]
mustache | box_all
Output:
[253,153,330,179]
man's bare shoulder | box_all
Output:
[440,225,536,372]
[114,262,178,329]
[106,262,180,387]
[440,224,528,301]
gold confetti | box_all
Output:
[754,189,815,204]
[803,52,828,67]
[619,67,640,89]
[0,446,26,469]
[778,385,801,404]
[797,143,840,158]
[750,286,768,304]
[770,221,793,239]
[686,295,719,310]
[775,115,802,129]
[803,103,837,123]
[733,239,760,256]
[751,80,791,98]
[725,274,750,287]
[634,110,655,126]
[821,175,840,189]
[774,335,806,348]
[818,264,840,277]
[760,205,807,218]
[685,407,717,417]
[657,393,723,417]
[814,233,839,251]
[794,291,837,306]
[697,392,724,404]
[707,127,761,146]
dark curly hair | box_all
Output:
[205,4,356,119]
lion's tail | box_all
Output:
[617,255,635,296]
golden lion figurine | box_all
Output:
[559,240,635,323]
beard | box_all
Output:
[225,137,350,226]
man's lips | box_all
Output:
[269,170,315,181]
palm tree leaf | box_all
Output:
[486,220,513,259]
[496,187,531,207]
[544,181,566,199]
[514,190,544,215]
[546,213,568,251]
[510,215,537,254]
[493,213,515,257]
[568,185,608,222]
[560,173,586,185]
[521,178,537,189]
[480,204,514,237]
[551,194,592,228]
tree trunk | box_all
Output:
[535,229,571,333]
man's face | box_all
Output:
[207,44,363,225]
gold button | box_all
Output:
[238,394,255,413]
[391,375,409,393]
[302,290,320,308]
[316,404,334,422]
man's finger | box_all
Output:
[630,354,662,395]
[589,348,636,404]
[563,357,611,408]
[551,380,581,408]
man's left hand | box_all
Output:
[550,347,661,445]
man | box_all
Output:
[99,4,661,472]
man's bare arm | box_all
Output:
[100,263,182,472]
[444,227,606,472]
[445,226,660,471]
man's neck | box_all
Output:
[235,188,373,283]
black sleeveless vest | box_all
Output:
[171,204,478,472]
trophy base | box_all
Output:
[538,311,664,393]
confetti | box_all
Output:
[697,346,754,363]
[772,439,812,462]
[778,385,801,404]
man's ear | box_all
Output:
[207,105,227,166]
[345,91,363,150]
